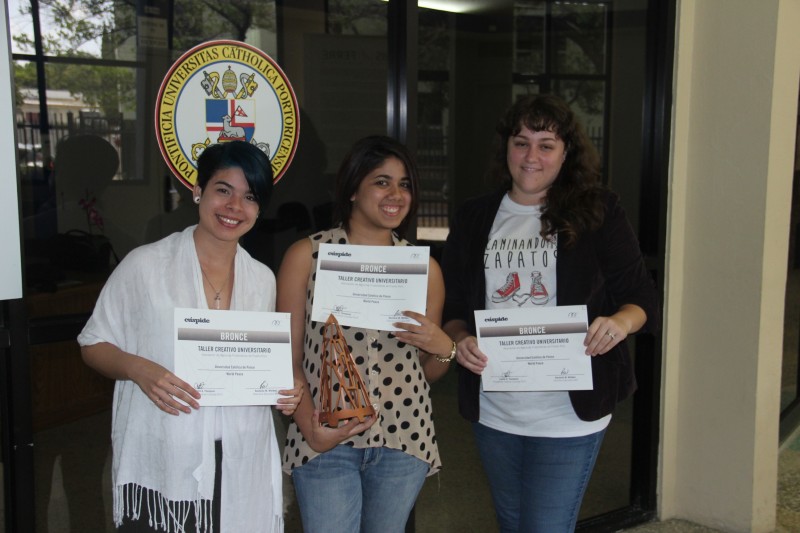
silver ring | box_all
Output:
[607,332,616,340]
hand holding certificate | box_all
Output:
[174,308,294,406]
[475,305,593,391]
[311,243,429,330]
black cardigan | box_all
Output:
[441,188,660,422]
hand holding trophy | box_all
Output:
[318,314,376,427]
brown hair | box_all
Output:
[333,135,420,239]
[492,94,604,246]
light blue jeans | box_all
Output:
[292,445,428,533]
[473,422,607,533]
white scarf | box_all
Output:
[78,226,283,533]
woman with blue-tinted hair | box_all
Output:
[79,141,303,533]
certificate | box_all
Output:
[174,308,293,406]
[475,305,593,391]
[311,243,429,331]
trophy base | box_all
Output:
[319,405,376,428]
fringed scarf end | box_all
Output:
[114,484,214,533]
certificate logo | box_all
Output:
[155,40,300,188]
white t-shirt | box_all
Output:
[479,194,611,437]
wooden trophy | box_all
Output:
[318,314,376,427]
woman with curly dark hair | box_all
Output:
[442,94,659,532]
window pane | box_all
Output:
[417,8,451,240]
[328,0,387,35]
[552,1,608,75]
[8,0,35,55]
[554,78,606,155]
[514,0,546,75]
[172,1,278,55]
[9,0,137,59]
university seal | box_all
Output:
[155,40,299,188]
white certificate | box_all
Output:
[174,308,293,406]
[476,305,593,391]
[311,243,429,331]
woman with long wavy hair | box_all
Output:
[442,94,660,532]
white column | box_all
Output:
[661,0,800,531]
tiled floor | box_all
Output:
[625,427,800,533]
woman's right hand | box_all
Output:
[129,357,201,416]
[306,408,380,453]
[455,335,489,374]
[81,342,200,416]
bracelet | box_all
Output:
[434,341,457,363]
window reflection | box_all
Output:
[513,0,609,174]
[9,0,136,58]
[172,1,277,53]
[7,0,662,530]
[417,8,451,239]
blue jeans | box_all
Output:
[472,423,606,533]
[292,445,428,533]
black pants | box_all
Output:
[118,441,222,532]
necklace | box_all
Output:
[200,266,232,310]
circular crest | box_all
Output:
[155,40,300,188]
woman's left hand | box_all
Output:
[584,304,648,356]
[275,377,304,416]
[584,316,627,356]
[393,310,453,357]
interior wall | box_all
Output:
[661,0,800,530]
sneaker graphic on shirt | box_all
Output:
[529,271,550,304]
[512,292,531,306]
[492,272,520,302]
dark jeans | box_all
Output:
[473,423,606,533]
[292,445,428,533]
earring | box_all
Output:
[194,196,200,204]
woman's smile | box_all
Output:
[216,214,243,227]
[380,203,404,217]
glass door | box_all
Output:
[413,0,670,529]
[3,0,31,529]
[5,0,672,530]
[8,0,391,530]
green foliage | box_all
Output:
[12,0,276,116]
[14,0,136,56]
[327,0,386,36]
[172,0,276,50]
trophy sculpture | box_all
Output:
[319,314,376,427]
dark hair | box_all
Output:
[333,135,420,239]
[196,141,273,213]
[492,94,604,246]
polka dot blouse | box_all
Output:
[282,227,441,476]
